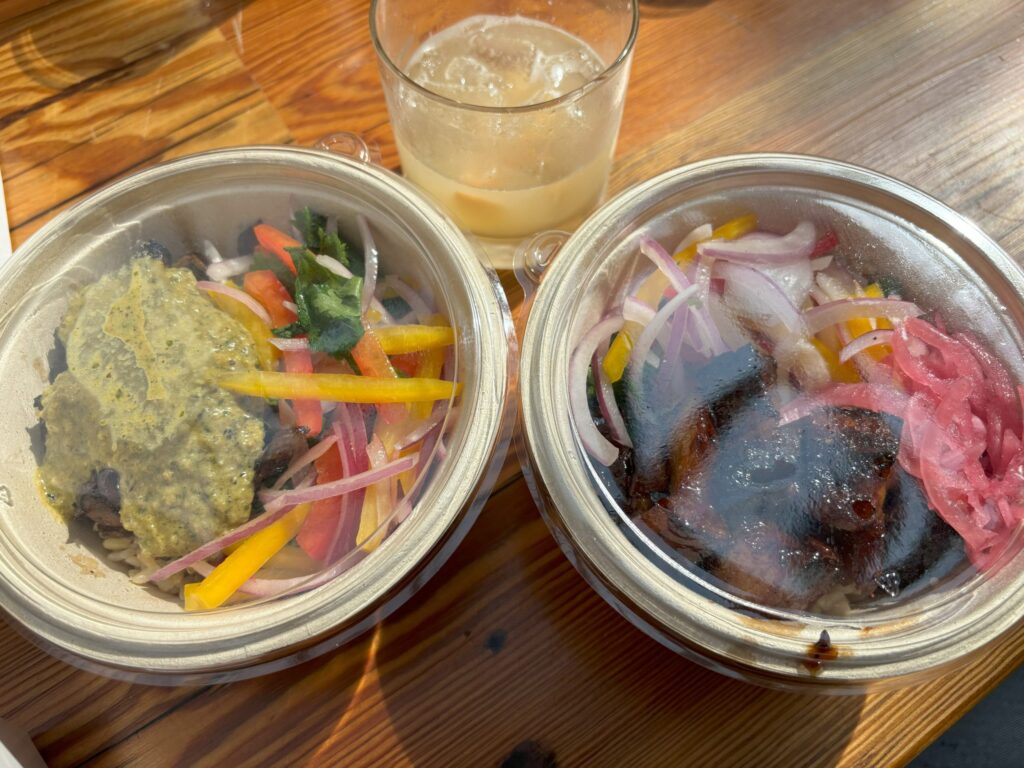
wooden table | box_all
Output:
[2,1,1023,765]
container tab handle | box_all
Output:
[314,132,383,166]
[513,230,569,299]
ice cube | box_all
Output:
[442,55,502,100]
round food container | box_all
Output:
[0,146,514,684]
[519,153,1024,691]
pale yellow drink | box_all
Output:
[389,15,624,256]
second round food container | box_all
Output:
[519,153,1024,691]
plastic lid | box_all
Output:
[520,154,1024,686]
[0,145,514,683]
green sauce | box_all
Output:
[38,259,266,558]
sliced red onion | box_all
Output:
[816,265,860,301]
[259,454,417,511]
[316,255,394,323]
[707,294,748,351]
[630,288,699,393]
[623,296,656,324]
[148,476,314,583]
[698,221,816,264]
[592,348,632,448]
[639,236,692,295]
[809,255,834,272]
[571,316,624,466]
[804,298,922,335]
[808,284,831,306]
[196,281,271,326]
[357,215,379,315]
[839,330,895,363]
[316,253,352,279]
[206,255,253,283]
[190,548,367,597]
[382,275,434,325]
[323,403,369,564]
[714,261,804,334]
[278,399,296,428]
[393,407,447,451]
[672,223,713,256]
[202,239,224,264]
[272,435,338,491]
[758,260,813,308]
[269,337,310,353]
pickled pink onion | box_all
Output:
[778,382,910,426]
[196,281,271,326]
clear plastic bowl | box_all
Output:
[519,154,1024,691]
[0,146,515,684]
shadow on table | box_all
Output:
[362,482,866,767]
[0,0,250,92]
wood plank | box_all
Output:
[1,0,1023,766]
[1,25,290,248]
[31,478,1022,767]
[613,0,1024,248]
[0,621,206,767]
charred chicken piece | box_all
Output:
[253,427,310,487]
[73,468,125,536]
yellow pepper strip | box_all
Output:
[843,283,891,361]
[373,324,455,355]
[357,469,395,554]
[602,214,759,382]
[218,370,460,403]
[412,347,445,419]
[863,283,893,329]
[206,290,279,370]
[397,444,419,497]
[184,503,310,611]
[810,337,861,384]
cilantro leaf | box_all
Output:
[291,206,351,269]
[288,249,365,357]
[272,322,304,338]
[296,279,364,356]
[293,208,327,249]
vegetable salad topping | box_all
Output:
[37,207,459,609]
[576,215,1024,612]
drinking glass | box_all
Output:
[371,0,639,266]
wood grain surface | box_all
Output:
[1,1,1023,766]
